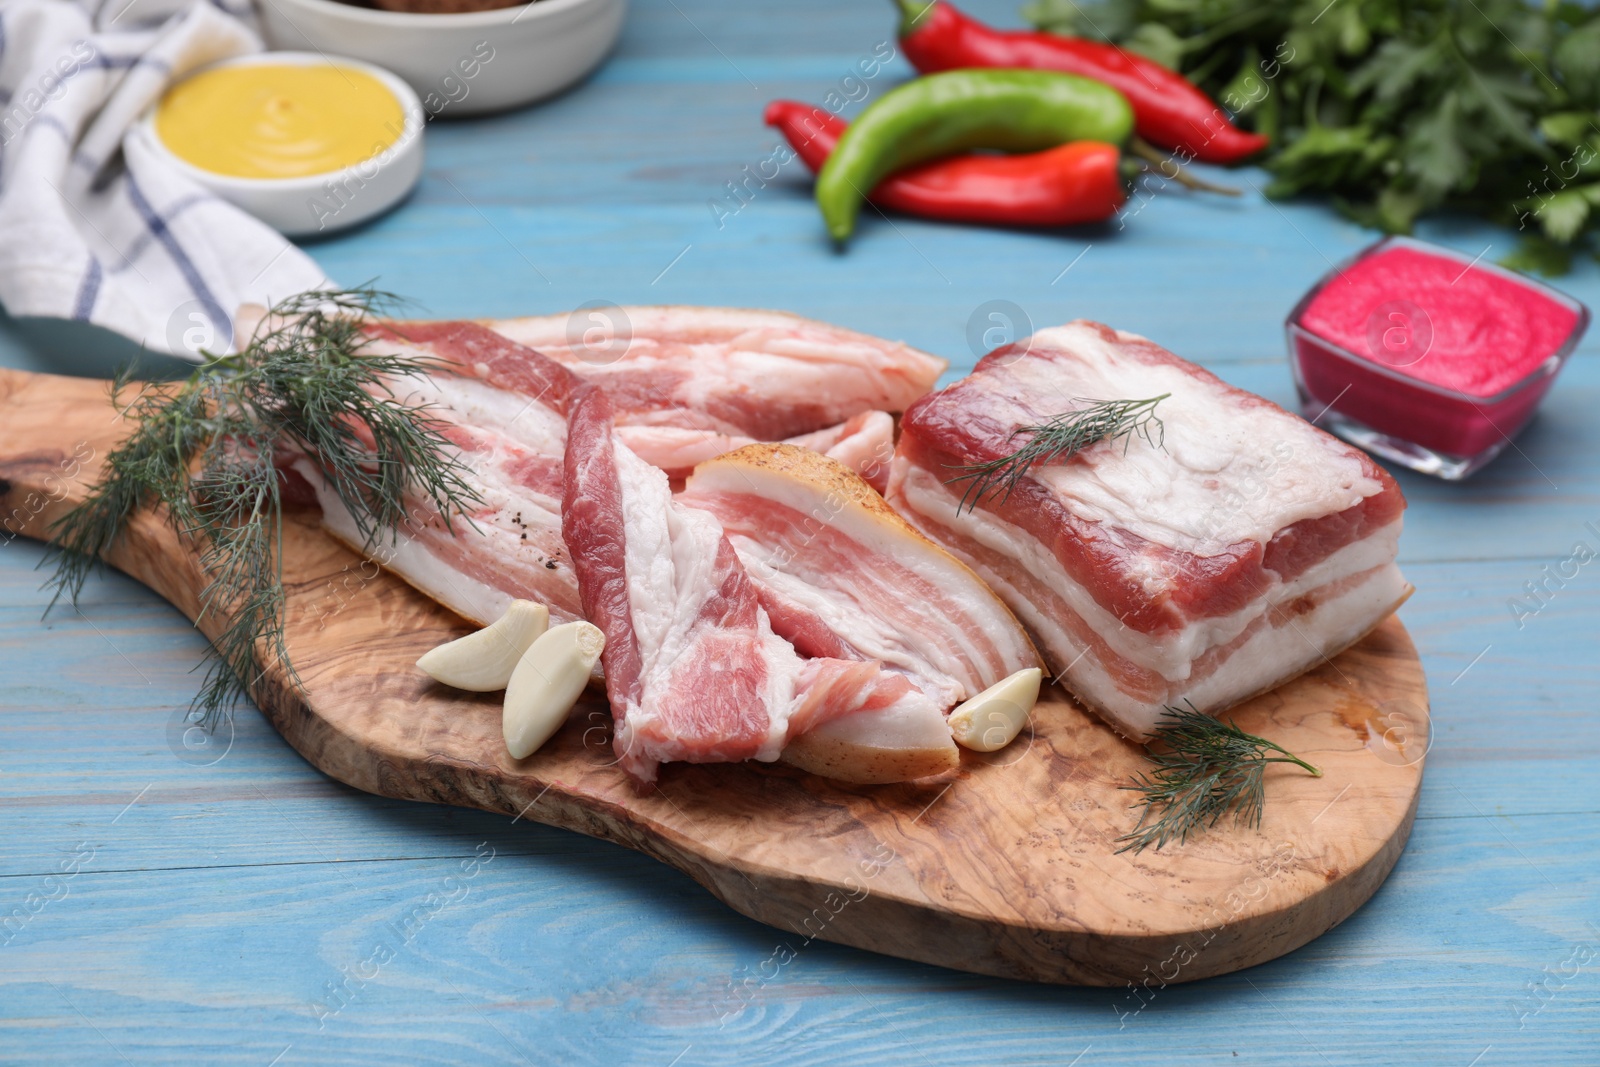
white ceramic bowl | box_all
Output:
[256,0,627,116]
[135,52,425,238]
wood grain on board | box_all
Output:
[0,366,1428,985]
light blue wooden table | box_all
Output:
[3,0,1598,1062]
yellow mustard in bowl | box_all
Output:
[155,63,404,180]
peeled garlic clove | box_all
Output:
[503,621,606,760]
[417,600,549,691]
[948,668,1043,753]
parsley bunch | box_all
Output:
[1022,0,1600,273]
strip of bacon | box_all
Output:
[484,306,946,439]
[888,320,1411,739]
[288,354,584,628]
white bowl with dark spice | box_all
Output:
[256,0,627,117]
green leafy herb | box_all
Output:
[1021,0,1600,273]
[945,394,1168,513]
[45,288,480,727]
[1116,703,1321,854]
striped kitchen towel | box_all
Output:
[0,0,328,359]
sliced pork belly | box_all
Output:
[614,408,895,488]
[293,326,584,627]
[791,410,896,493]
[365,320,582,432]
[316,319,899,629]
[561,387,917,785]
[887,320,1410,740]
[298,319,884,627]
[368,319,907,484]
[485,306,945,440]
[679,444,1038,712]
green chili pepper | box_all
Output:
[815,69,1135,243]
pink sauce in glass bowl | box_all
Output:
[1286,236,1589,480]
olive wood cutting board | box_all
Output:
[0,367,1429,986]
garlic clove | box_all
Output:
[948,668,1043,752]
[417,600,549,691]
[503,621,606,760]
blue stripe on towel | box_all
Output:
[109,193,215,272]
[72,257,103,319]
[125,172,229,338]
[81,53,171,73]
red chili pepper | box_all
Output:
[894,0,1268,165]
[765,100,1126,228]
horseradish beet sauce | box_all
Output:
[1286,237,1588,480]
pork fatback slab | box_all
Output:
[887,320,1410,740]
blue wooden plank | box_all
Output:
[0,810,1595,1065]
[3,544,1597,1049]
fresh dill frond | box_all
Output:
[945,394,1169,514]
[44,286,481,728]
[1116,702,1321,855]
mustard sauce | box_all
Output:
[156,64,403,179]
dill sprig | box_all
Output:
[1116,702,1321,855]
[945,394,1169,514]
[44,287,481,727]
